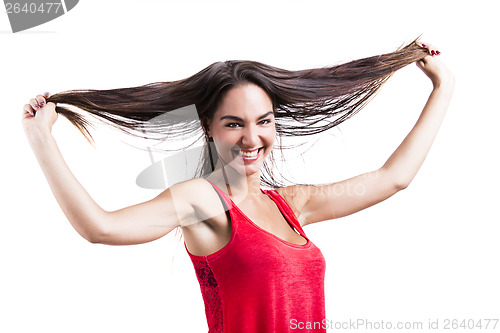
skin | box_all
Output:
[22,43,454,256]
[205,83,276,197]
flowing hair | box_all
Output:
[45,37,428,248]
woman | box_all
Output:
[22,40,454,332]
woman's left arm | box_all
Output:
[381,45,455,189]
[284,44,455,226]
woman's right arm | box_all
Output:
[22,94,200,245]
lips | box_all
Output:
[233,147,262,162]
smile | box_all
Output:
[234,147,262,161]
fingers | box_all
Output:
[30,95,46,109]
[416,41,441,56]
[25,92,51,116]
[24,104,35,116]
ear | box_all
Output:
[202,119,211,138]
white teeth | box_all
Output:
[238,149,259,158]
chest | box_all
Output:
[183,191,307,257]
[236,198,307,246]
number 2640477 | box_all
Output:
[5,3,63,14]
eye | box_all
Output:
[225,122,241,128]
[259,119,272,125]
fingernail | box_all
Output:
[422,44,427,48]
[43,92,49,97]
[431,50,436,56]
[436,51,441,55]
[39,101,45,107]
[33,104,39,109]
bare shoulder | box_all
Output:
[167,177,224,226]
[275,184,313,226]
[167,177,214,198]
[166,177,218,205]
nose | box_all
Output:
[241,124,260,148]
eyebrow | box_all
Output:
[220,111,274,122]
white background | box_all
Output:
[1,1,499,332]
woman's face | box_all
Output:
[207,83,276,176]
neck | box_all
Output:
[209,160,262,200]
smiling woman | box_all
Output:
[207,84,276,178]
[35,37,429,188]
[21,38,454,332]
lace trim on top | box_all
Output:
[192,260,223,333]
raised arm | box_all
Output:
[22,95,203,245]
[280,43,455,226]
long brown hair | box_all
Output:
[47,37,428,187]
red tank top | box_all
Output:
[184,182,327,332]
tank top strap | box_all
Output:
[205,180,234,212]
[205,180,307,238]
[262,189,307,238]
